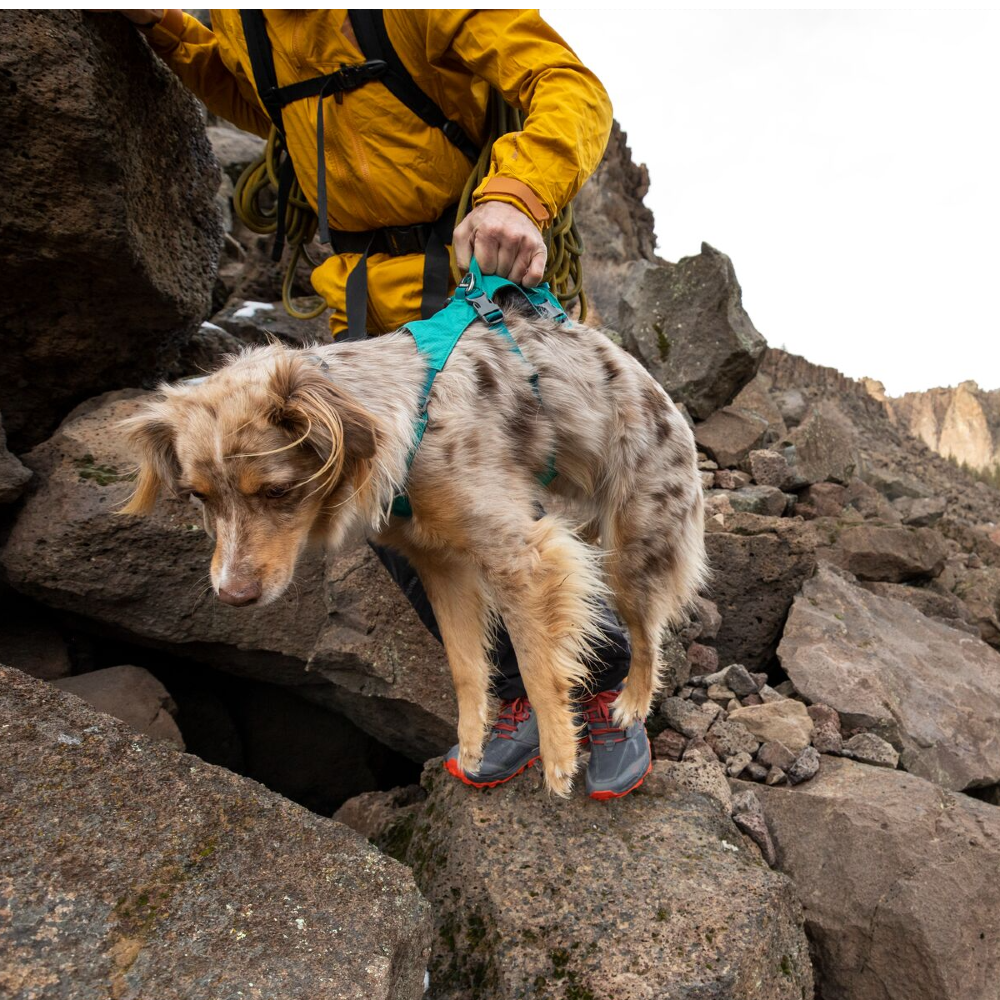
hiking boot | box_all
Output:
[581,687,652,800]
[443,696,540,788]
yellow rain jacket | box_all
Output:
[145,9,612,336]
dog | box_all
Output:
[120,305,707,796]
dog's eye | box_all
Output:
[263,485,291,500]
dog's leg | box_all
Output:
[477,514,606,797]
[405,551,494,773]
[603,493,707,729]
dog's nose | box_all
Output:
[218,580,262,607]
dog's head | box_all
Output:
[119,346,379,607]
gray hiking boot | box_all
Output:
[443,696,540,788]
[581,687,652,800]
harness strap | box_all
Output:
[390,260,567,517]
[238,10,474,338]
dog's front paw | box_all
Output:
[610,686,650,730]
[543,759,575,798]
[456,746,484,776]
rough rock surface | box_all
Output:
[779,565,1000,790]
[695,407,768,467]
[703,513,825,667]
[573,122,657,325]
[0,11,222,450]
[824,523,947,583]
[0,412,31,503]
[786,402,861,484]
[751,757,1000,1000]
[618,244,766,420]
[0,665,432,1000]
[1,391,456,760]
[395,760,812,999]
[54,664,185,748]
[727,700,814,754]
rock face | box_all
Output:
[395,761,812,999]
[573,122,657,325]
[54,665,185,748]
[778,565,1000,790]
[1,391,456,761]
[0,665,432,999]
[886,380,1000,474]
[0,412,31,503]
[751,757,1000,1000]
[618,244,766,420]
[0,11,222,450]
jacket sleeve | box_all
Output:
[142,10,271,139]
[420,9,613,227]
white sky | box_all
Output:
[543,8,1000,396]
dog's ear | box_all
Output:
[268,354,379,491]
[118,407,180,515]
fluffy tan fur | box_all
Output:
[120,310,707,796]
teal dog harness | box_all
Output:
[390,258,568,518]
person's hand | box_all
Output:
[453,201,547,287]
[90,10,164,27]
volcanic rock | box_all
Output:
[727,700,814,754]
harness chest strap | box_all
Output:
[390,261,567,518]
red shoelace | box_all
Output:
[581,689,627,745]
[492,697,532,739]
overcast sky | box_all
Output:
[543,9,1000,396]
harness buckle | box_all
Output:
[466,291,505,327]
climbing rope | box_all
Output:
[232,90,587,322]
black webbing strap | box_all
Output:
[348,10,479,162]
[239,10,472,338]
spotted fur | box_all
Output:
[120,314,707,796]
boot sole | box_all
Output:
[588,757,653,801]
[443,754,540,789]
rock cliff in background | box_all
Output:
[885,380,1000,474]
[0,11,222,450]
[1,392,456,761]
[0,665,432,1000]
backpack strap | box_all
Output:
[348,10,479,162]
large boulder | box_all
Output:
[54,664,184,748]
[823,523,948,583]
[1,391,456,761]
[0,665,432,999]
[618,244,767,420]
[0,11,222,450]
[389,761,813,999]
[703,512,826,668]
[778,564,1000,790]
[750,757,1000,1000]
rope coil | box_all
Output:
[232,90,587,323]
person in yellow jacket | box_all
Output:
[123,8,611,337]
[114,9,650,801]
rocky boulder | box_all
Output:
[750,757,1000,1000]
[618,244,766,420]
[0,412,31,503]
[0,11,222,450]
[778,564,1000,790]
[390,760,813,999]
[1,391,456,761]
[54,664,184,748]
[786,401,861,484]
[0,665,432,999]
[823,523,948,583]
[703,512,829,667]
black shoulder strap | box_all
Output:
[239,10,287,135]
[348,10,479,162]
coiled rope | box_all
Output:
[232,90,587,323]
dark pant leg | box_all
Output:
[368,542,632,700]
